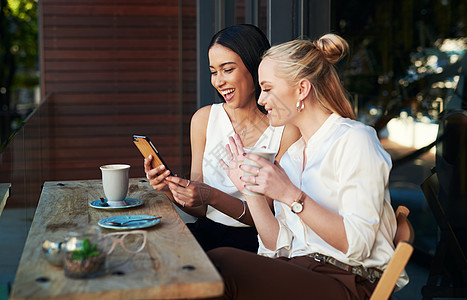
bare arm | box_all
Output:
[166,106,257,225]
[244,123,301,243]
[182,105,210,217]
[243,194,279,249]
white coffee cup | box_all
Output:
[242,147,276,196]
[100,164,130,207]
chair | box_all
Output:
[420,171,467,299]
[370,206,414,300]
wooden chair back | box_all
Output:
[394,206,415,245]
[370,205,414,300]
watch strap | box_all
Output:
[290,191,306,213]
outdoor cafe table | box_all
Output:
[10,178,224,299]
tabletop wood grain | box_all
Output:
[10,178,223,299]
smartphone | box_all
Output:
[132,135,173,175]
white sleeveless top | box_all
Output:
[203,103,285,227]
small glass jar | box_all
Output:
[42,239,66,267]
[63,226,107,279]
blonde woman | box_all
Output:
[208,33,408,299]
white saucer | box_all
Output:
[98,215,161,230]
[89,198,143,210]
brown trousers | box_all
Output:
[207,247,378,300]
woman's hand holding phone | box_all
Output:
[144,157,209,208]
[143,155,198,204]
[136,135,209,210]
[165,177,211,209]
[144,155,171,191]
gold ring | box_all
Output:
[186,180,191,188]
[256,168,260,175]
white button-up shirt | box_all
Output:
[258,113,408,289]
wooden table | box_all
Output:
[10,178,223,299]
[0,182,11,216]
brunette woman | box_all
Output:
[145,24,300,252]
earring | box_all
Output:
[296,100,305,112]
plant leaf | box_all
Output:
[82,238,90,250]
[70,238,101,259]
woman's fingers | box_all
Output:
[145,163,170,192]
[167,182,188,205]
[165,176,191,188]
[240,174,259,184]
[220,159,229,170]
[228,136,239,157]
[166,181,199,208]
[242,153,271,168]
[147,171,170,191]
[150,182,167,191]
[144,155,153,173]
[239,163,261,176]
[233,134,245,154]
[243,182,264,195]
[225,144,233,161]
[146,165,169,181]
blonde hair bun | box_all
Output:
[313,33,349,64]
[261,33,356,120]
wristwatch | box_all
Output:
[290,191,305,214]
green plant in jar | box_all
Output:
[64,236,106,278]
[70,238,101,260]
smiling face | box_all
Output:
[258,58,299,127]
[208,44,256,108]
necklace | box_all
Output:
[232,107,266,138]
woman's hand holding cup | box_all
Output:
[240,153,295,201]
[241,147,276,196]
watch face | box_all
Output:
[292,202,303,213]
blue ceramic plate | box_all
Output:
[89,198,143,210]
[98,215,161,230]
